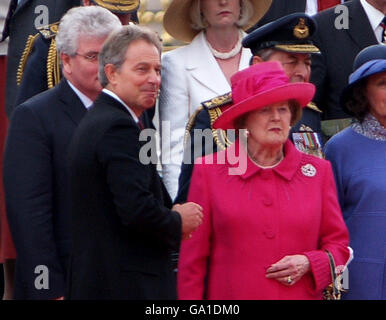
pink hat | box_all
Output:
[213,61,315,130]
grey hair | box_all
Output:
[249,48,276,65]
[190,0,254,30]
[98,25,162,87]
[56,6,122,56]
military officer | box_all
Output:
[14,0,140,111]
[175,13,324,204]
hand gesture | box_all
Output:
[172,202,203,240]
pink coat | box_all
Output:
[178,139,350,300]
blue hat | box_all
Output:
[242,13,320,54]
[341,59,386,116]
[353,44,386,71]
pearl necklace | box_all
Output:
[206,30,243,60]
[249,153,284,169]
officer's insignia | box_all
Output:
[202,92,232,109]
[50,24,59,34]
[301,164,316,177]
[307,102,322,113]
[38,22,59,39]
[293,18,309,39]
[299,124,313,132]
[292,132,324,159]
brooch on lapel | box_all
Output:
[301,164,316,177]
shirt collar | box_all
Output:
[360,0,385,32]
[352,113,386,141]
[226,139,302,181]
[102,88,139,123]
[66,80,93,109]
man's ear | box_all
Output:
[252,55,264,65]
[104,64,117,86]
[82,0,91,6]
[60,52,72,75]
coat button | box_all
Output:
[264,229,276,239]
[262,198,273,206]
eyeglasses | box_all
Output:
[74,51,99,62]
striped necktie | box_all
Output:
[317,0,341,12]
[380,16,386,43]
[138,119,144,130]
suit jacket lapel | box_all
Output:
[186,32,231,95]
[13,0,29,16]
[347,0,378,49]
[96,92,138,124]
[57,79,87,125]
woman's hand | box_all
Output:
[265,255,310,286]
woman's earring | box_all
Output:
[244,129,250,138]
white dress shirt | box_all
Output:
[360,0,385,43]
[305,0,319,16]
[67,80,93,109]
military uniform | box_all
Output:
[15,22,59,106]
[175,13,325,204]
[15,0,140,107]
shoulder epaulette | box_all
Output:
[201,92,233,109]
[306,101,322,113]
[16,22,61,87]
[208,107,233,150]
[37,21,59,40]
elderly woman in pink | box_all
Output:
[177,61,350,300]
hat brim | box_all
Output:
[274,44,320,54]
[213,82,315,130]
[91,0,139,13]
[341,59,386,116]
[163,0,272,43]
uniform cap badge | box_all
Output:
[293,18,309,39]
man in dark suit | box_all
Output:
[252,0,343,29]
[311,0,382,129]
[3,6,122,300]
[67,25,203,300]
[2,0,81,119]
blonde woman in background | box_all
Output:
[159,0,272,200]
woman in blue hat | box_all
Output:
[324,45,386,300]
